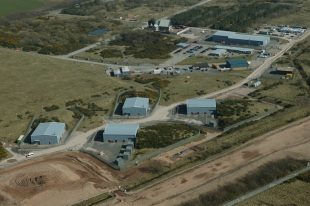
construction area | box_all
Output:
[0,152,119,206]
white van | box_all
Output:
[25,152,34,158]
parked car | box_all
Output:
[25,152,34,158]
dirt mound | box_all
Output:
[0,152,119,206]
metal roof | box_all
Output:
[213,30,270,42]
[123,97,149,109]
[214,45,254,53]
[177,42,189,48]
[227,59,249,68]
[104,123,139,136]
[187,99,216,108]
[158,19,171,27]
[210,49,226,55]
[32,122,65,137]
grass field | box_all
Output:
[0,48,145,143]
[217,99,276,129]
[238,171,310,206]
[0,0,64,17]
[159,71,251,105]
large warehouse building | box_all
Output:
[186,99,217,115]
[212,31,270,46]
[103,123,139,142]
[226,59,249,69]
[31,122,66,145]
[122,97,150,116]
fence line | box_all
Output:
[222,165,310,206]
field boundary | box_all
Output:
[223,164,310,206]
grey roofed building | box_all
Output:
[186,99,217,115]
[103,123,139,143]
[226,59,249,69]
[31,122,65,145]
[214,45,254,54]
[176,42,190,49]
[209,49,226,57]
[212,30,270,46]
[122,97,150,116]
[157,19,172,33]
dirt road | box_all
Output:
[107,117,310,206]
[0,152,119,206]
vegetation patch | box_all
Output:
[171,0,299,32]
[217,99,273,129]
[110,31,180,59]
[100,48,123,58]
[180,158,306,206]
[43,105,60,112]
[136,123,199,149]
[239,170,310,206]
[0,145,8,160]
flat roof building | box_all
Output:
[122,97,150,116]
[209,49,226,57]
[212,30,270,46]
[31,122,65,145]
[186,99,217,115]
[103,123,139,143]
[214,45,254,54]
[176,42,190,49]
[226,59,249,69]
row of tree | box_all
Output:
[171,1,298,32]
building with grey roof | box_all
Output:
[103,123,139,143]
[209,49,227,57]
[31,122,65,145]
[157,19,172,33]
[226,59,249,69]
[122,97,150,116]
[186,99,217,115]
[212,30,270,46]
[214,45,254,54]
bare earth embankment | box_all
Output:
[108,117,310,206]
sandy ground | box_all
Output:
[0,152,119,206]
[107,117,310,206]
[154,131,220,164]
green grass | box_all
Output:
[0,0,63,17]
[159,71,251,105]
[217,99,275,129]
[0,47,145,142]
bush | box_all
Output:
[110,31,180,59]
[100,49,123,58]
[136,123,199,149]
[180,158,306,206]
[43,105,60,112]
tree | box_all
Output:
[148,18,156,28]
